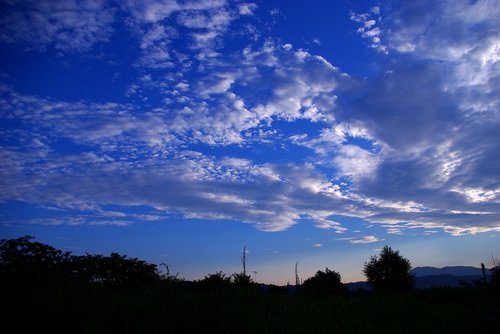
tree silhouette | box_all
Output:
[0,235,71,284]
[0,236,161,287]
[302,267,346,294]
[363,246,414,291]
[490,263,500,289]
[69,252,160,287]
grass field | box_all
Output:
[4,281,499,333]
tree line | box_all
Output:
[1,236,499,292]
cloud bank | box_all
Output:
[1,0,499,237]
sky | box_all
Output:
[0,0,499,285]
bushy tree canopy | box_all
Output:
[69,252,160,286]
[0,236,161,287]
[363,246,414,291]
[302,268,346,294]
[0,235,71,283]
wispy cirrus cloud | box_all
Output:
[338,235,380,244]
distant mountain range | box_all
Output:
[346,266,489,291]
[410,266,486,277]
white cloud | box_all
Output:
[452,187,500,203]
[128,0,226,23]
[1,0,500,238]
[238,3,258,16]
[375,0,500,114]
[349,235,379,244]
[312,38,321,45]
[370,6,380,15]
[350,8,387,53]
[314,219,347,233]
[0,0,115,52]
[334,145,381,180]
[197,74,236,95]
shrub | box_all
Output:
[196,271,231,290]
[232,272,253,286]
[302,267,346,294]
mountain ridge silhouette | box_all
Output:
[345,266,488,291]
[410,266,485,277]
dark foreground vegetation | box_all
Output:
[2,236,500,333]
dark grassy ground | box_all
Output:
[3,282,499,333]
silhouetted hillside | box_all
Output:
[346,281,371,291]
[414,274,482,288]
[347,266,489,290]
[411,266,486,277]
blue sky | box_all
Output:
[0,0,499,284]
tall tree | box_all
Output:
[363,246,414,291]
